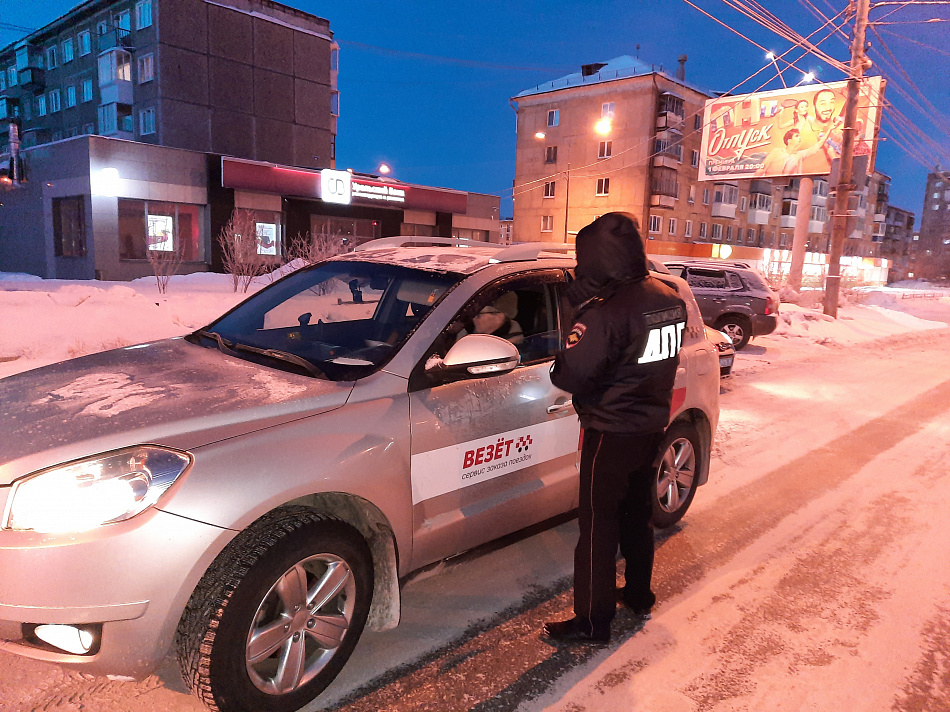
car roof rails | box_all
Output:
[354,237,576,263]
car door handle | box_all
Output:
[547,399,574,414]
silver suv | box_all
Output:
[0,240,719,712]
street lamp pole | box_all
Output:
[563,163,571,243]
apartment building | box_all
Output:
[511,56,888,284]
[0,0,339,168]
[881,204,917,281]
[917,169,950,281]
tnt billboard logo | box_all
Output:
[321,169,352,205]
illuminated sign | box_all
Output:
[321,169,351,205]
[698,76,884,180]
[351,181,406,204]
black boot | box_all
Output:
[543,618,610,645]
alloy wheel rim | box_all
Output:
[722,323,744,344]
[656,437,696,513]
[245,553,355,695]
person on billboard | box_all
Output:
[800,88,842,172]
[542,212,687,645]
[756,118,842,177]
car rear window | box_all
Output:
[738,269,773,291]
[685,268,728,290]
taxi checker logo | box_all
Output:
[463,433,533,469]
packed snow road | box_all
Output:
[2,326,949,712]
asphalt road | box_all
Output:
[2,328,949,712]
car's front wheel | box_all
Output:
[176,507,373,712]
[652,421,701,528]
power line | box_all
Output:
[336,40,570,73]
[878,27,950,56]
[870,17,950,22]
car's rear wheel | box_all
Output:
[652,421,701,528]
[176,507,373,712]
[715,315,752,350]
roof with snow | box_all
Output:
[513,55,715,101]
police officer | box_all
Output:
[544,212,687,645]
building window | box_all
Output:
[547,109,559,127]
[725,226,733,242]
[330,48,339,71]
[596,178,610,196]
[598,140,612,159]
[136,0,153,29]
[543,181,555,198]
[714,184,739,205]
[53,197,86,257]
[78,30,91,56]
[115,10,131,31]
[699,222,708,239]
[659,93,684,117]
[330,90,340,116]
[98,50,131,84]
[7,66,17,86]
[782,199,798,217]
[46,46,58,70]
[694,114,702,130]
[702,188,710,205]
[684,220,692,238]
[138,53,154,83]
[0,71,5,91]
[119,199,203,261]
[649,215,661,233]
[139,107,155,135]
[746,228,756,244]
[97,20,109,37]
[62,38,74,63]
[82,122,95,134]
[712,223,722,240]
[740,196,747,212]
[65,84,77,107]
[691,149,699,168]
[688,185,695,204]
[81,78,94,102]
[36,94,47,116]
[52,130,63,142]
[99,102,133,134]
[48,89,61,113]
[780,232,789,247]
[668,218,677,235]
[602,102,615,118]
[541,215,553,232]
[750,192,772,211]
[545,145,557,163]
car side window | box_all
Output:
[410,271,566,391]
[685,268,728,290]
[726,272,744,291]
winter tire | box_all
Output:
[652,421,701,528]
[715,315,752,350]
[176,507,373,712]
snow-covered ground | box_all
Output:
[1,272,949,712]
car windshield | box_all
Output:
[188,260,461,380]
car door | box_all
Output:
[407,270,580,570]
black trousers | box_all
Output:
[572,428,663,633]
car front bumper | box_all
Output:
[0,506,234,679]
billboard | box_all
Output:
[698,76,884,181]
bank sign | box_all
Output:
[320,169,407,206]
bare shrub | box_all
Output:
[287,231,346,268]
[146,241,182,295]
[218,209,272,293]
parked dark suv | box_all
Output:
[663,260,780,349]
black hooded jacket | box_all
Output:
[551,213,687,434]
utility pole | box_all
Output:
[562,162,571,243]
[824,0,872,317]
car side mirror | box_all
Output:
[425,334,520,377]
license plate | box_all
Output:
[720,356,734,367]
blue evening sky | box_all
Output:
[3,0,947,222]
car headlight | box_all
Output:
[5,446,192,533]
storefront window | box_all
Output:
[310,215,380,248]
[119,199,203,261]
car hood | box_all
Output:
[0,338,353,485]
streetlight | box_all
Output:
[797,72,816,85]
[377,163,392,175]
[534,131,546,140]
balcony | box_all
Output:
[874,212,886,222]
[710,202,736,219]
[100,79,133,106]
[17,67,45,92]
[650,194,676,209]
[747,208,770,225]
[808,220,826,234]
[98,27,134,53]
[780,214,796,229]
[655,113,684,130]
